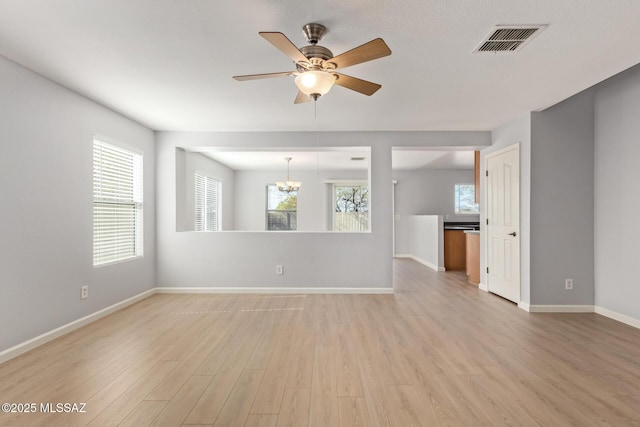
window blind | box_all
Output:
[93,139,143,266]
[195,173,220,231]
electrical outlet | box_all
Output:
[276,265,283,275]
[81,285,89,299]
[565,279,573,290]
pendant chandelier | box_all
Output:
[276,157,301,193]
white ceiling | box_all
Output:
[1,1,639,132]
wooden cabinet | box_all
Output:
[465,231,480,285]
[444,230,466,271]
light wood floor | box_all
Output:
[1,258,640,426]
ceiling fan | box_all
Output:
[233,23,391,103]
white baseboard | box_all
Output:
[521,304,640,330]
[0,288,155,365]
[395,254,444,272]
[156,287,394,295]
[479,283,488,292]
[595,306,640,330]
[528,305,595,313]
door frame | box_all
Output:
[484,143,521,303]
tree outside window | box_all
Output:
[334,184,369,231]
[266,185,297,230]
[455,184,479,214]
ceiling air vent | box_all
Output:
[474,25,545,53]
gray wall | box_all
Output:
[530,90,595,305]
[155,132,391,289]
[0,56,155,352]
[594,63,640,320]
[393,168,478,255]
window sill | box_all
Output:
[93,255,143,268]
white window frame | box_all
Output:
[331,180,369,232]
[194,171,222,231]
[266,184,297,231]
[454,183,479,214]
[93,137,143,267]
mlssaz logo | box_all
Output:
[40,403,87,413]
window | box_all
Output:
[195,173,221,231]
[93,138,143,266]
[455,184,479,214]
[266,185,297,231]
[334,184,369,231]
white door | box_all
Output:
[486,144,520,303]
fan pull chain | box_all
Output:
[315,100,320,174]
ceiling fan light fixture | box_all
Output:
[234,25,391,103]
[294,71,336,99]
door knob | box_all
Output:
[508,232,517,237]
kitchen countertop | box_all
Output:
[444,222,480,231]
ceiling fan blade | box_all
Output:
[328,38,391,70]
[259,32,309,65]
[334,73,382,96]
[233,71,294,81]
[294,91,311,104]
